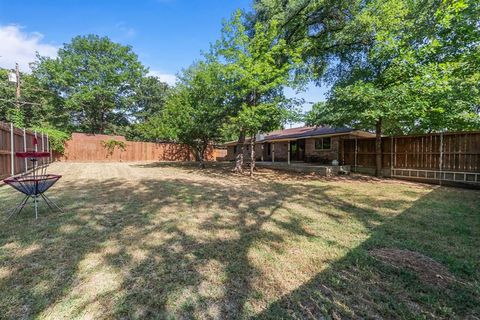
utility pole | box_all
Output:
[15,63,21,109]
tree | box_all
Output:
[126,76,170,141]
[0,68,64,129]
[140,61,229,168]
[255,0,480,176]
[0,68,23,126]
[32,35,147,134]
[132,76,169,123]
[214,10,303,175]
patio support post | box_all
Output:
[261,143,264,162]
[10,122,15,176]
[34,131,38,152]
[23,128,27,173]
[354,136,358,173]
[287,141,290,165]
[272,143,275,163]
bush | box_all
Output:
[29,126,70,154]
[101,139,127,156]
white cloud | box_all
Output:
[148,70,177,85]
[0,25,58,72]
[115,22,136,38]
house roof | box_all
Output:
[223,126,374,146]
[261,126,354,141]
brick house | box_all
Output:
[224,126,374,165]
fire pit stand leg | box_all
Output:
[40,193,64,213]
[40,194,55,212]
[6,194,30,220]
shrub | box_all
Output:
[29,126,70,154]
[101,139,127,156]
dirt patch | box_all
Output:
[370,248,456,288]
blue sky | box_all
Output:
[0,0,327,116]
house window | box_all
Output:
[314,137,331,150]
[266,143,271,156]
[233,145,237,154]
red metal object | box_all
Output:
[4,174,62,194]
[15,152,51,158]
[3,151,62,220]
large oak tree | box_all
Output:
[254,0,480,176]
[33,35,147,134]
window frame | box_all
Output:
[314,137,332,150]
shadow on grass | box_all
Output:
[255,187,480,319]
[0,163,478,319]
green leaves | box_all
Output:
[214,10,302,138]
[32,35,147,134]
[293,0,480,134]
[29,126,70,153]
[101,139,127,156]
[136,60,229,160]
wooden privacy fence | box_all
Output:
[56,133,217,162]
[0,122,50,180]
[341,131,480,184]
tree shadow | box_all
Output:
[255,187,480,319]
[0,164,477,319]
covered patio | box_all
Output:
[224,126,375,171]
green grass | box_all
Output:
[0,162,479,319]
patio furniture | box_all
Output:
[3,149,63,220]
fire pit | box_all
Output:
[3,150,63,220]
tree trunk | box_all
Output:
[233,130,245,174]
[100,111,105,134]
[198,149,205,169]
[250,134,256,177]
[194,144,206,169]
[375,119,383,177]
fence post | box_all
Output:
[47,133,50,164]
[23,128,27,173]
[41,132,44,166]
[10,122,15,176]
[390,136,394,176]
[394,137,397,168]
[439,132,443,184]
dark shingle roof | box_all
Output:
[223,126,373,146]
[259,126,353,142]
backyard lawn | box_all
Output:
[0,162,479,319]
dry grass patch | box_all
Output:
[370,248,458,288]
